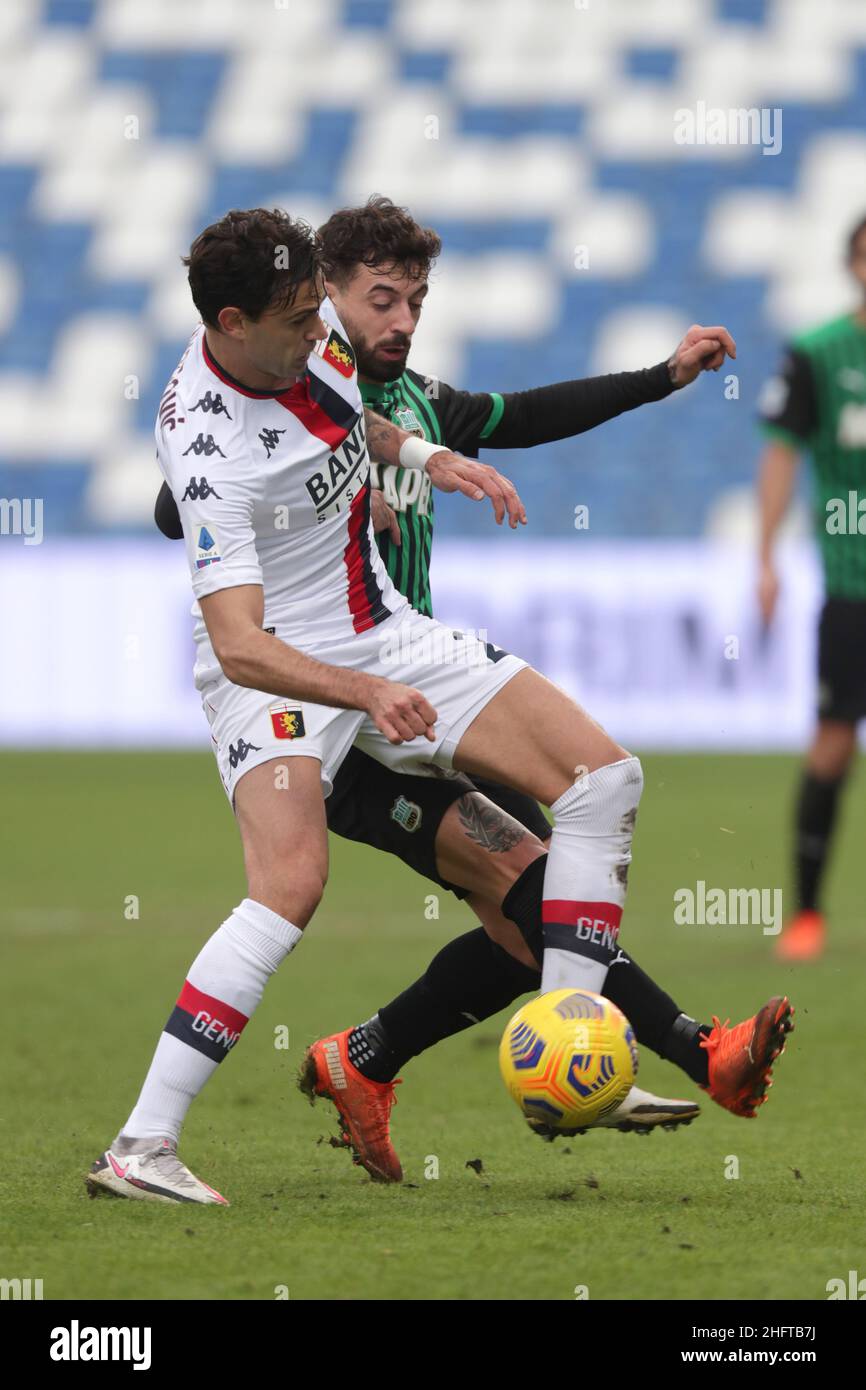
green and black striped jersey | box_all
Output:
[760,313,866,599]
[155,356,675,603]
[361,370,505,616]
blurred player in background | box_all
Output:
[758,213,866,962]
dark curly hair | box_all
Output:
[316,195,441,285]
[183,208,321,327]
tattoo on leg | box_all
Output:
[457,794,527,854]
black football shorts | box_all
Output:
[326,746,551,899]
[817,596,866,723]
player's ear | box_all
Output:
[216,305,246,339]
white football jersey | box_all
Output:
[156,297,407,685]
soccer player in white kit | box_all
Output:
[86,209,793,1204]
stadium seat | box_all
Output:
[0,0,864,538]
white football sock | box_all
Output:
[541,756,644,994]
[121,898,301,1143]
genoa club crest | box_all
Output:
[269,703,306,740]
[316,328,355,379]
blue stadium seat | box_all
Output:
[0,463,91,532]
[0,0,862,534]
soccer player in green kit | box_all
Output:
[758,213,866,962]
[155,200,786,1185]
[321,200,695,621]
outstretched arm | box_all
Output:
[438,324,737,453]
[753,344,816,625]
[756,441,800,626]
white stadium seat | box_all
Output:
[551,194,655,279]
[703,191,793,277]
[87,436,165,526]
[590,305,687,376]
[1,0,864,546]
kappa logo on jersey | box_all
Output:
[228,738,262,769]
[314,328,355,379]
[182,476,222,502]
[269,702,306,740]
[306,420,367,522]
[390,795,422,833]
[195,524,221,569]
[183,433,226,458]
[259,427,286,459]
[191,390,232,418]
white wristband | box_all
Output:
[398,436,442,471]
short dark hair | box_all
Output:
[848,213,866,259]
[316,195,441,285]
[183,208,321,327]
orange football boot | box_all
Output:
[299,1029,402,1183]
[775,910,825,962]
[700,995,794,1118]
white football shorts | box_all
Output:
[200,606,527,806]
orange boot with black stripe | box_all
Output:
[700,995,794,1118]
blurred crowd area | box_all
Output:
[1,0,865,539]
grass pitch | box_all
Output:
[1,751,863,1301]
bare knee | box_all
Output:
[245,863,327,929]
[541,723,634,805]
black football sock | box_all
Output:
[502,856,710,1084]
[346,1013,398,1080]
[795,770,846,913]
[501,854,547,960]
[656,1013,710,1087]
[349,927,540,1084]
[605,956,710,1087]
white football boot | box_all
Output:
[529,1084,700,1141]
[85,1135,229,1205]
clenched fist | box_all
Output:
[365,675,437,745]
[668,324,737,388]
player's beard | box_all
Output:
[351,328,411,382]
